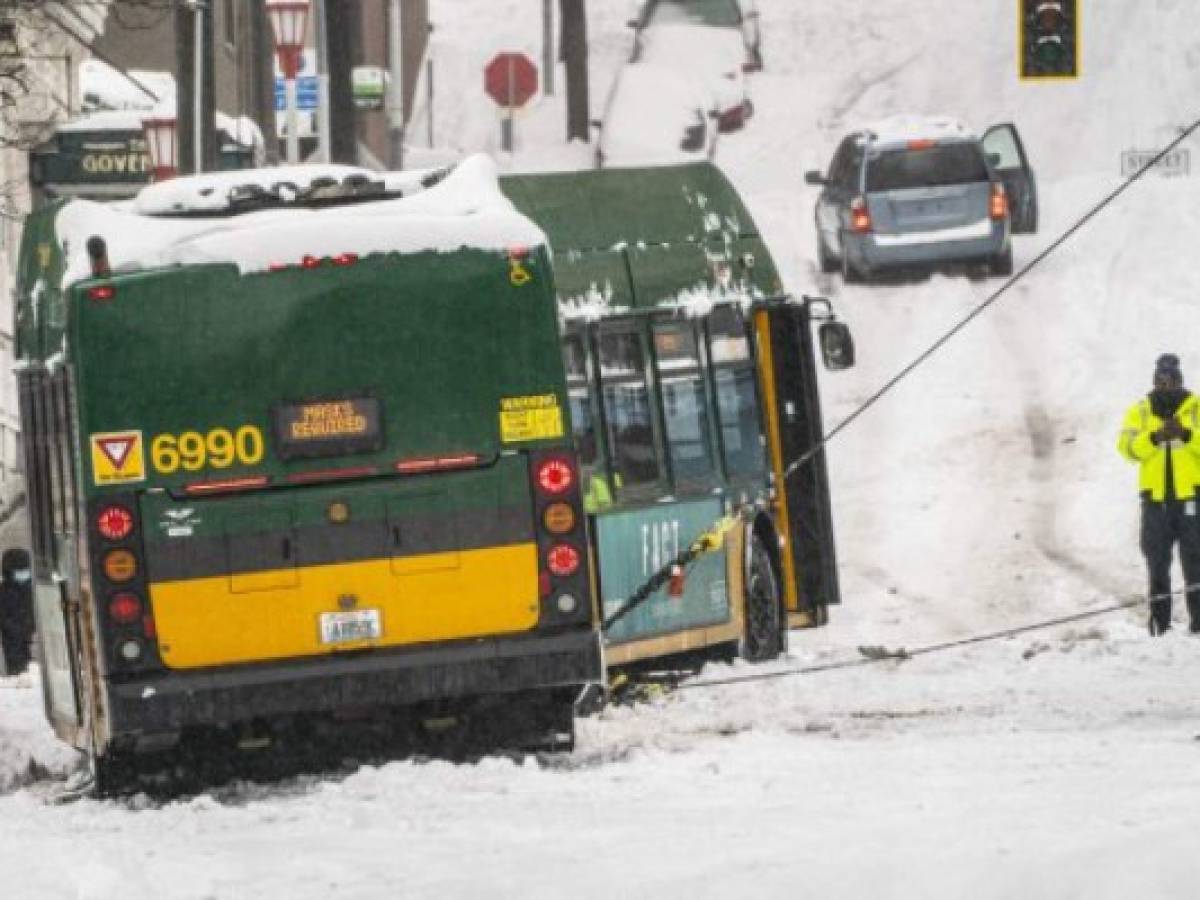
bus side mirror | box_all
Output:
[818,322,855,370]
[804,170,826,186]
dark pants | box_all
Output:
[1141,497,1200,631]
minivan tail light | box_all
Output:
[850,196,872,234]
[990,183,1008,220]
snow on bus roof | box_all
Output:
[56,154,546,287]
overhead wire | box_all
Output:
[610,120,1200,696]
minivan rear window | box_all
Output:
[865,144,989,191]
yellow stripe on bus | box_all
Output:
[149,543,540,669]
[753,310,801,612]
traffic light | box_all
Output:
[1020,0,1079,80]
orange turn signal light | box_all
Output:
[103,549,138,583]
[542,502,576,534]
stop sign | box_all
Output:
[484,52,538,108]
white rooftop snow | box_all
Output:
[56,154,545,286]
[599,63,713,167]
[860,114,976,146]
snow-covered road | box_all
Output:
[6,1,1200,897]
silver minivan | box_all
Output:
[805,117,1037,282]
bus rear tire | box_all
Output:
[740,534,783,663]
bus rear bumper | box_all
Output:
[103,628,603,740]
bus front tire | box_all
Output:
[740,534,783,663]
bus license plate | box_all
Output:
[319,609,382,645]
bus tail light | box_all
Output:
[850,197,872,234]
[87,285,116,302]
[990,183,1009,220]
[542,502,576,534]
[546,544,581,577]
[108,592,142,624]
[535,457,575,495]
[102,549,138,582]
[529,449,592,627]
[96,505,135,541]
[395,453,482,475]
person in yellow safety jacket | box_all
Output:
[1117,353,1200,635]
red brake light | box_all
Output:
[395,454,482,474]
[906,139,936,150]
[183,475,270,495]
[301,255,323,269]
[108,592,142,624]
[96,505,135,541]
[990,183,1008,220]
[536,458,575,495]
[850,196,872,234]
[546,544,581,577]
[87,285,116,302]
[332,252,359,266]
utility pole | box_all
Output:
[560,0,588,142]
[387,0,404,168]
[313,0,331,163]
[542,0,554,96]
[325,0,358,165]
[176,0,216,175]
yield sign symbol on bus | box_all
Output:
[484,52,538,108]
[98,435,135,469]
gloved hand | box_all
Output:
[1163,418,1185,440]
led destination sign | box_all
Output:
[274,396,383,459]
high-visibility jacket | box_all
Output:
[1117,392,1200,500]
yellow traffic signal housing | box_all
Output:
[1020,0,1079,80]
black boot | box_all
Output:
[1149,601,1172,636]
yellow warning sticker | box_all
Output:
[90,430,146,485]
[499,394,564,443]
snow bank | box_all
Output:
[57,155,546,286]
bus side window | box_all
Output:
[563,334,612,512]
[707,306,766,479]
[53,372,78,538]
[19,372,54,578]
[652,322,716,488]
[597,329,661,493]
[562,335,597,469]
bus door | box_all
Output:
[579,322,731,649]
[754,302,841,625]
[19,369,84,736]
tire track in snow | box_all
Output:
[999,286,1130,606]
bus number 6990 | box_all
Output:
[151,426,265,474]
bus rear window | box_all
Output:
[599,331,661,490]
[865,143,989,191]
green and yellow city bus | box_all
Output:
[501,164,852,670]
[15,157,602,786]
[16,154,848,788]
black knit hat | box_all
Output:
[1155,353,1184,385]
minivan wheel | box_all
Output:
[841,250,865,284]
[990,246,1014,277]
[817,236,838,273]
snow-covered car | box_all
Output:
[804,115,1038,282]
[631,0,763,71]
[594,62,717,169]
[632,23,754,133]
